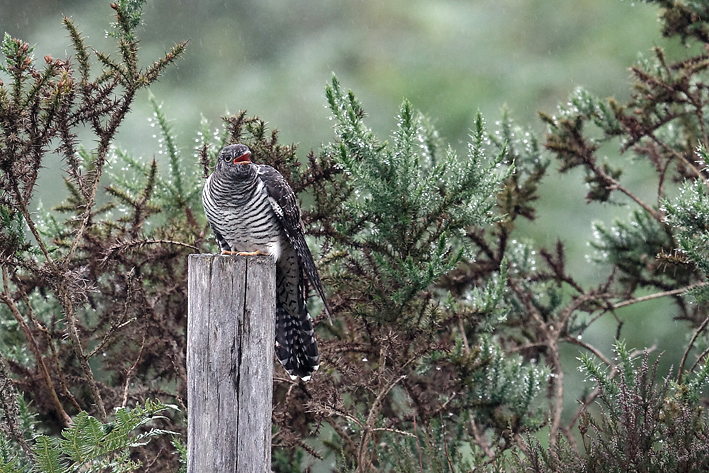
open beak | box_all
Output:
[233,152,251,165]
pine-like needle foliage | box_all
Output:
[7,1,709,471]
[325,76,510,322]
[664,170,709,301]
[518,344,709,472]
[262,78,549,471]
[0,1,190,469]
[514,1,709,470]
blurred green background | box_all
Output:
[1,0,667,154]
[1,0,696,424]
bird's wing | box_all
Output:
[256,165,332,321]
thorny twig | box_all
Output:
[0,267,71,426]
[678,315,709,382]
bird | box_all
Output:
[202,143,331,381]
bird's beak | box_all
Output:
[233,152,251,165]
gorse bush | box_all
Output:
[3,0,709,472]
[0,0,192,469]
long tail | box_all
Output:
[274,302,319,381]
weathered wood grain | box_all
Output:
[187,254,275,473]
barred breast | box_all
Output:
[203,172,283,259]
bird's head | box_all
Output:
[217,144,254,178]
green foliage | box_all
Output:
[535,0,709,322]
[213,76,543,470]
[520,346,709,472]
[272,448,304,473]
[644,0,709,44]
[514,0,709,469]
[386,418,473,473]
[446,260,548,432]
[454,260,510,334]
[147,91,186,206]
[108,0,146,41]
[105,92,204,228]
[0,399,177,473]
[325,75,511,322]
[664,175,709,300]
[472,337,545,422]
[591,209,688,288]
[0,206,28,259]
[0,2,190,469]
[6,0,709,471]
[493,110,549,224]
[171,437,187,473]
[540,87,624,204]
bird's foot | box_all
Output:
[236,250,268,256]
[220,250,268,256]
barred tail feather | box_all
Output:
[275,303,319,380]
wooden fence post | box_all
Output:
[187,254,275,473]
